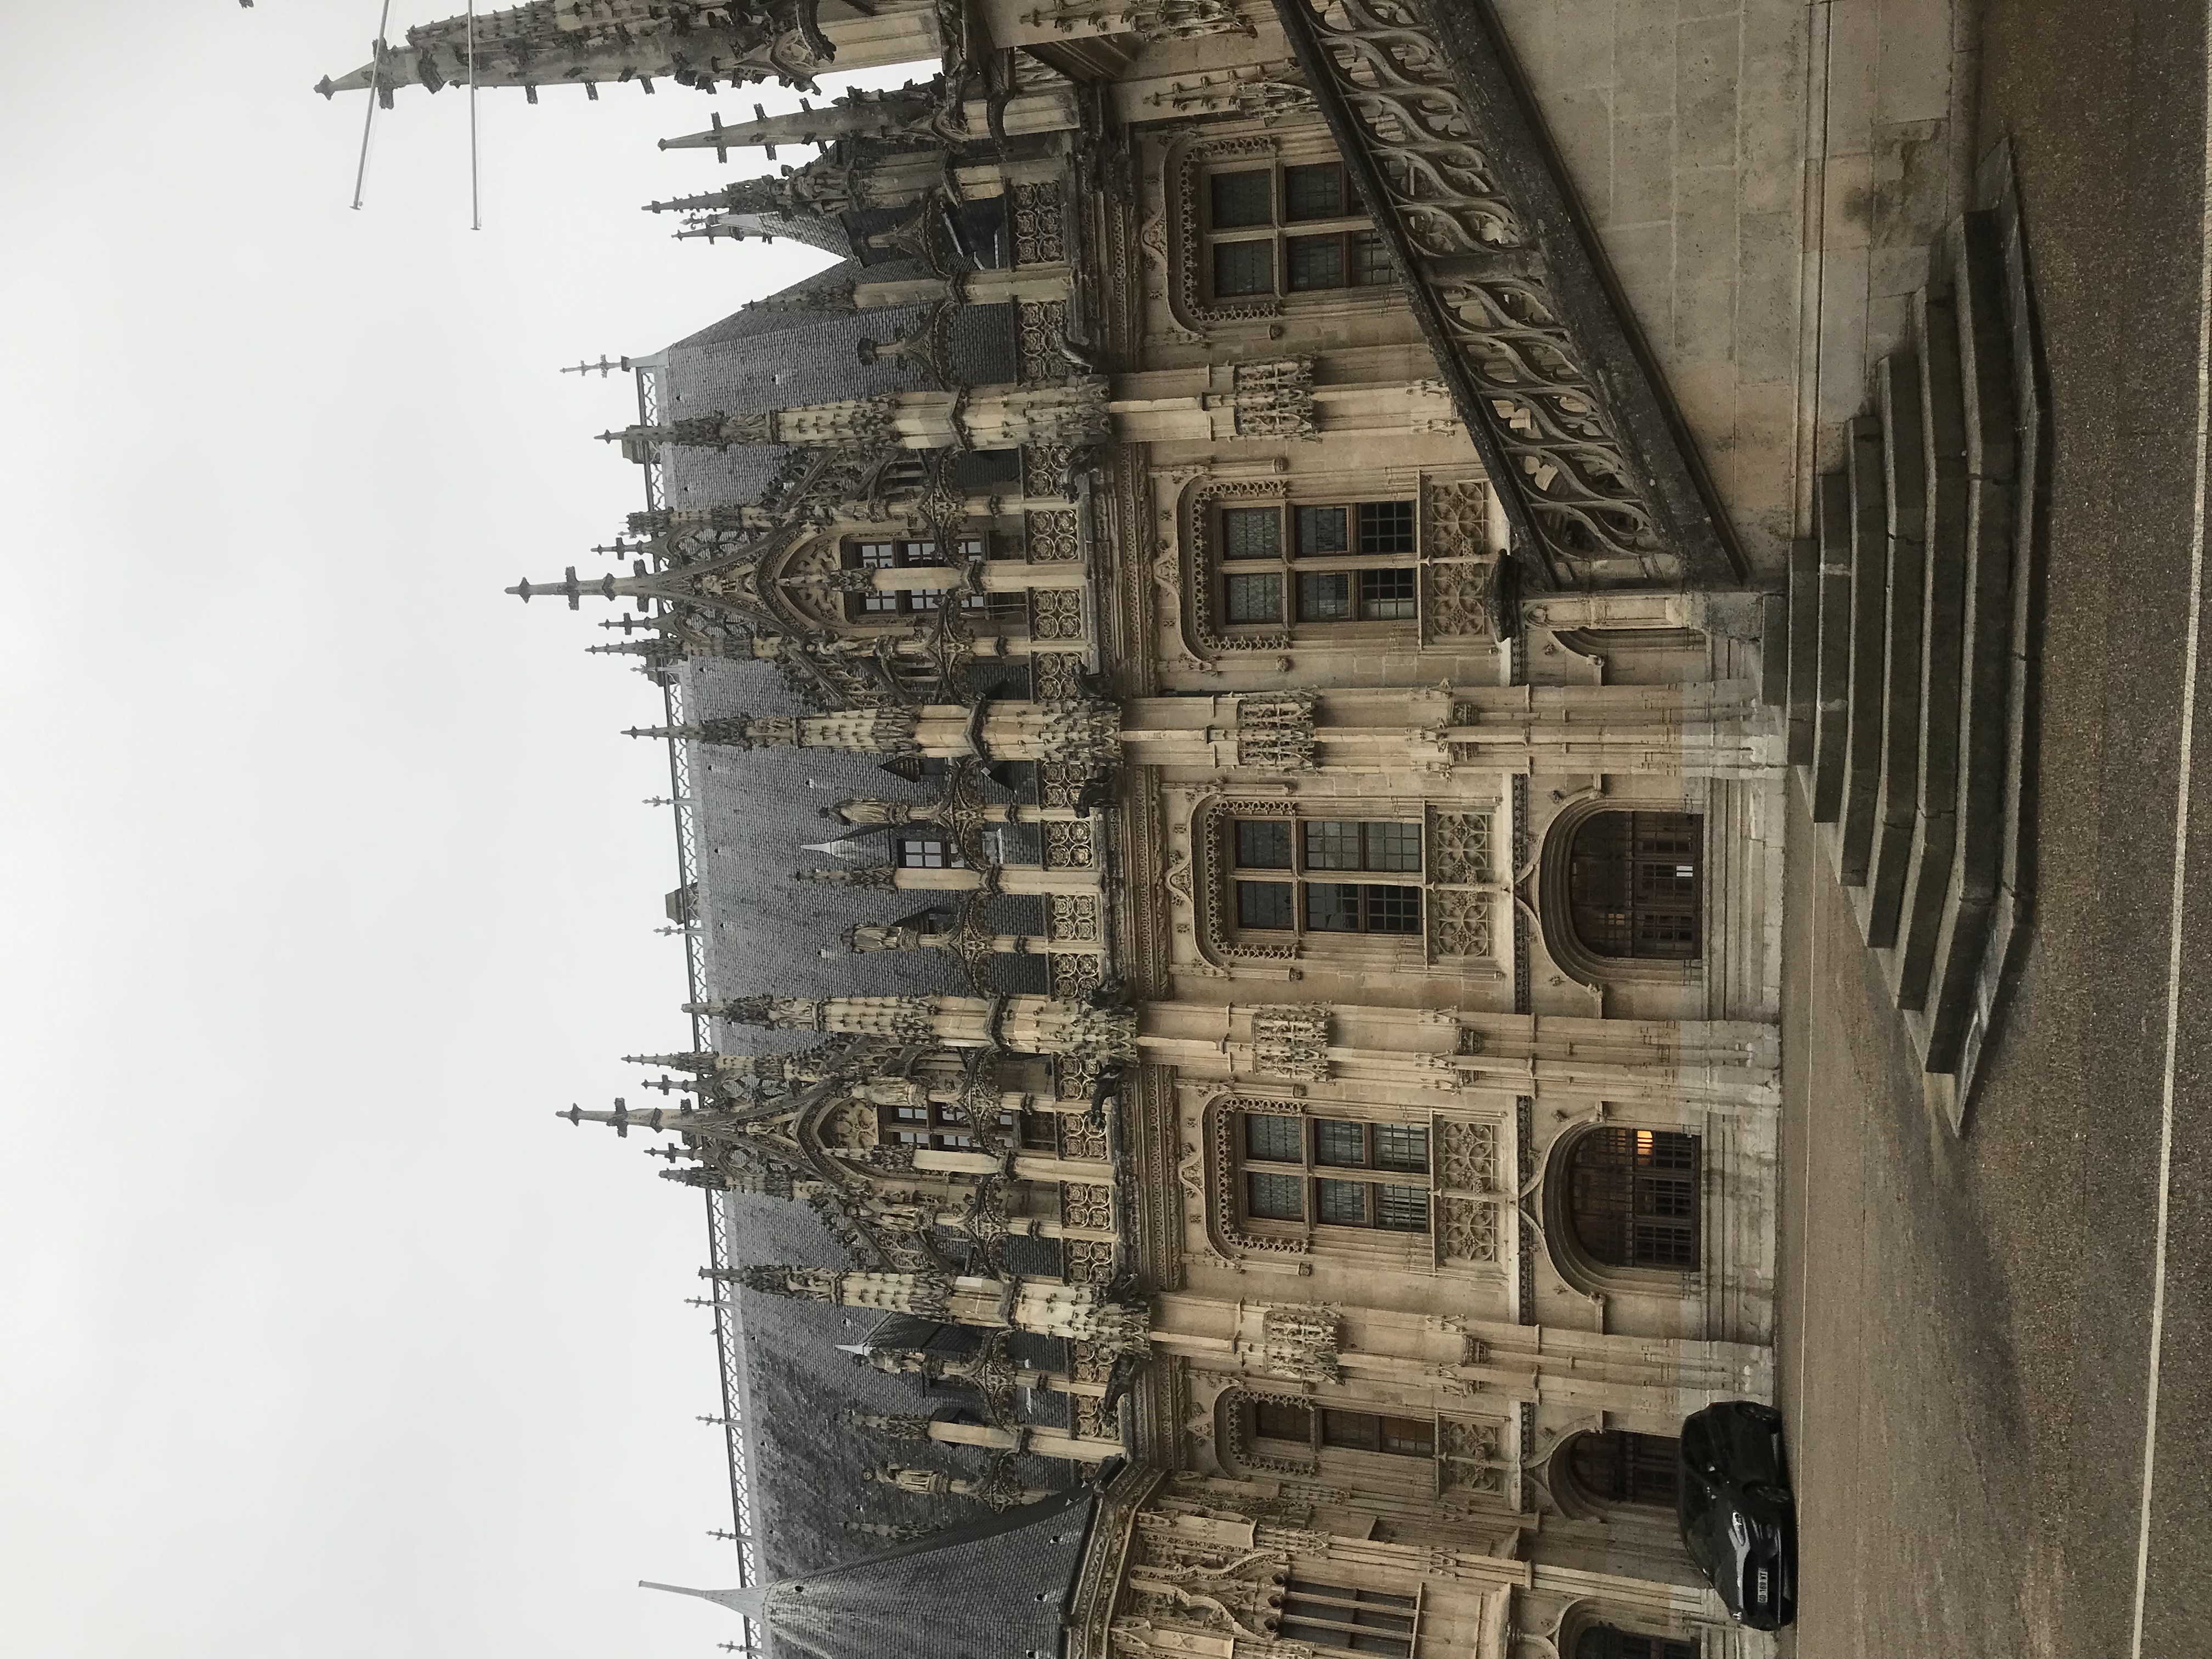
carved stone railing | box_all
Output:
[1271,0,1741,590]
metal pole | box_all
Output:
[467,1,481,230]
[349,3,396,211]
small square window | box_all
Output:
[1211,170,1273,229]
[1235,820,1294,869]
[1379,1415,1436,1456]
[1297,572,1352,622]
[1374,1125,1429,1171]
[1237,881,1297,929]
[902,540,943,565]
[1214,239,1274,296]
[860,590,900,613]
[1247,1171,1305,1220]
[1253,1399,1314,1441]
[1357,500,1417,555]
[1367,822,1423,872]
[1314,1119,1368,1167]
[1306,883,1363,932]
[1304,821,1363,870]
[1351,229,1395,285]
[1225,572,1283,623]
[1245,1113,1304,1163]
[1221,506,1283,560]
[1316,1179,1369,1224]
[1360,567,1418,620]
[1284,163,1345,221]
[1286,234,1345,291]
[857,541,898,568]
[1295,506,1349,555]
[898,837,953,868]
[1367,886,1423,933]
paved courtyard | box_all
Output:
[1774,4,2212,1654]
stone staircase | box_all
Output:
[1780,146,2047,1132]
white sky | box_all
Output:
[0,7,925,1655]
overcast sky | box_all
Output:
[0,7,921,1655]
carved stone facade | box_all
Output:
[464,1,1792,1654]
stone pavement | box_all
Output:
[1775,3,2212,1654]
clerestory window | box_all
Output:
[1229,817,1423,938]
[1218,500,1418,629]
[1205,162,1394,300]
[1239,1110,1431,1233]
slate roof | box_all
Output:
[653,260,1073,1644]
[658,259,1020,517]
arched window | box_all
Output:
[1566,811,1703,960]
[1239,1110,1431,1233]
[1566,1431,1681,1509]
[1217,500,1419,630]
[1573,1627,1697,1659]
[1565,1127,1701,1269]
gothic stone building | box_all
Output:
[328,3,2047,1658]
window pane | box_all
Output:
[1246,1171,1305,1220]
[1210,170,1273,228]
[1296,505,1350,555]
[898,837,951,868]
[857,541,898,568]
[1351,229,1395,285]
[1358,500,1417,555]
[1380,1416,1436,1456]
[1373,1124,1429,1171]
[900,539,943,565]
[1221,506,1283,560]
[1235,820,1294,869]
[1253,1398,1313,1441]
[1360,567,1418,620]
[1313,1119,1368,1166]
[1244,1113,1304,1163]
[1306,883,1363,931]
[1366,822,1423,872]
[1304,821,1363,870]
[1283,162,1345,221]
[1286,234,1345,291]
[1237,881,1297,929]
[910,587,946,611]
[1376,1184,1431,1232]
[1321,1409,1379,1449]
[861,590,900,613]
[1366,885,1423,934]
[1214,239,1275,296]
[1298,572,1353,622]
[1316,1179,1369,1224]
[1225,572,1283,623]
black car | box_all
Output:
[1678,1400,1797,1629]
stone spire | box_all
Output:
[314,2,839,102]
[717,1264,1149,1350]
[659,82,939,156]
[602,380,1111,460]
[685,992,1137,1062]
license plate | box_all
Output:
[1756,1568,1770,1602]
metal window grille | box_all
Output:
[1567,810,1704,960]
[1566,1126,1701,1268]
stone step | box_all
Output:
[1889,271,1972,1015]
[1913,208,2024,1076]
[1836,415,1889,885]
[1805,472,1854,822]
[1949,144,2049,1123]
[1858,351,1929,949]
